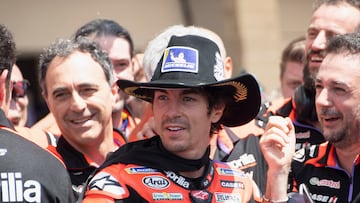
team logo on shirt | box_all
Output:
[215,192,242,202]
[152,192,183,200]
[296,131,311,139]
[88,171,125,196]
[142,176,170,189]
[1,172,41,203]
[310,193,338,202]
[125,167,159,174]
[0,148,7,156]
[227,153,257,170]
[165,171,191,189]
[309,177,340,189]
[216,167,246,178]
[220,180,245,189]
[293,148,306,162]
[190,190,212,202]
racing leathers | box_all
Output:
[81,136,261,203]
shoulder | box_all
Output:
[0,129,75,201]
[292,142,331,176]
[85,163,131,200]
[15,126,50,148]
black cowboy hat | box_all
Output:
[117,35,261,127]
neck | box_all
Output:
[335,143,360,175]
[180,165,205,179]
[70,127,116,166]
[112,110,123,129]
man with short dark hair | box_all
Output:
[81,34,295,203]
[39,38,127,198]
[0,24,75,203]
[275,31,360,203]
[74,19,138,136]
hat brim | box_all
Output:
[117,73,261,127]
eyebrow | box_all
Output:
[315,77,347,87]
[51,83,99,95]
[52,87,68,97]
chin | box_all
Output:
[163,142,186,153]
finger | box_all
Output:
[265,116,290,134]
[263,125,291,145]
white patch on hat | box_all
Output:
[161,46,198,73]
[213,51,224,81]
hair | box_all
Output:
[303,0,360,89]
[326,32,360,55]
[204,88,225,135]
[143,24,227,81]
[38,37,114,96]
[313,0,360,31]
[313,0,360,9]
[0,24,15,101]
[73,19,134,58]
[280,36,306,78]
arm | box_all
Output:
[259,116,295,202]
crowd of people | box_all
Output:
[0,0,360,202]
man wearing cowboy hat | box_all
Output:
[81,34,295,203]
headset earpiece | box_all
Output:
[293,85,318,123]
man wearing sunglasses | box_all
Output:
[8,64,29,127]
[0,23,75,203]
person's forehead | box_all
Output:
[319,53,360,78]
[309,4,360,34]
[95,36,131,59]
[283,61,303,76]
[48,51,104,76]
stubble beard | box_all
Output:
[326,105,360,149]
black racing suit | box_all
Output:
[289,142,360,203]
[0,110,75,202]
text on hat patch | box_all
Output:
[161,46,198,73]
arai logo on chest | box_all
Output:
[142,176,170,189]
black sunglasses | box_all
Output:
[12,80,30,99]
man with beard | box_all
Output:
[253,0,360,151]
[286,32,360,203]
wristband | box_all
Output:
[262,195,288,203]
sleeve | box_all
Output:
[83,169,130,201]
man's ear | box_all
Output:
[111,82,120,105]
[224,56,233,79]
[211,103,226,123]
[0,70,10,114]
